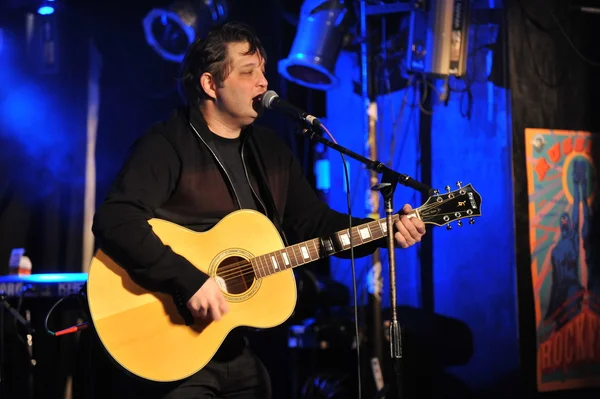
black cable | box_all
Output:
[320,124,360,397]
[13,289,26,347]
[460,84,473,120]
[43,292,86,336]
[416,74,435,116]
[517,0,568,88]
[518,0,559,33]
[550,10,600,67]
[339,151,360,399]
[44,295,71,336]
[12,285,37,350]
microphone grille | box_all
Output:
[261,90,279,109]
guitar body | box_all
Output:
[87,209,297,382]
[87,183,483,383]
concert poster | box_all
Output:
[525,128,600,391]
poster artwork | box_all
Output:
[526,128,600,391]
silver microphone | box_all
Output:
[261,90,322,127]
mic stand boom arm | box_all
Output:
[0,293,33,334]
[300,127,433,196]
[299,126,433,397]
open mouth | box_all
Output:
[253,94,264,105]
[252,94,265,117]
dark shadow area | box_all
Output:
[1,296,84,399]
[251,305,474,399]
[508,0,600,396]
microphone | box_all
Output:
[261,90,322,128]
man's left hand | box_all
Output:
[393,204,426,249]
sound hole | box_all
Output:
[215,256,255,295]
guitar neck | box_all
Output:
[250,213,404,279]
[249,182,483,279]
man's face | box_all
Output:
[214,41,268,127]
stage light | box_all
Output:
[278,0,354,91]
[37,5,54,15]
[406,0,470,77]
[143,0,229,63]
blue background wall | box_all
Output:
[322,12,519,392]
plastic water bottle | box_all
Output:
[9,248,32,276]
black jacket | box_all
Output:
[92,106,378,304]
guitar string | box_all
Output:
[215,195,472,282]
[216,231,367,281]
[214,226,374,279]
[214,211,399,279]
[217,217,458,284]
[212,213,408,280]
[217,213,471,282]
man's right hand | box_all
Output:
[186,278,229,322]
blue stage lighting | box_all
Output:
[143,0,228,63]
[37,5,54,15]
[279,0,354,91]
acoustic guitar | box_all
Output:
[87,183,482,382]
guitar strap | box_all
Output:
[247,135,289,247]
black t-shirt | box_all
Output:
[209,134,263,357]
[211,134,259,211]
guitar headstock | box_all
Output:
[417,182,482,229]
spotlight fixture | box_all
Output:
[278,0,354,91]
[143,0,228,63]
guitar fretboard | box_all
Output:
[250,214,401,279]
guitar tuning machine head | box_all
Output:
[457,220,463,227]
[446,224,452,230]
[469,218,475,225]
[433,189,440,196]
[456,181,462,188]
[445,185,451,192]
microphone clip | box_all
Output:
[298,125,324,140]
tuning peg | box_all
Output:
[456,181,462,188]
[445,185,451,192]
[469,218,475,225]
[446,224,452,230]
[457,220,463,227]
[433,189,439,196]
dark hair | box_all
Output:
[178,21,267,105]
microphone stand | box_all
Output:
[300,127,433,196]
[299,126,433,398]
[371,173,403,399]
[0,291,36,399]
